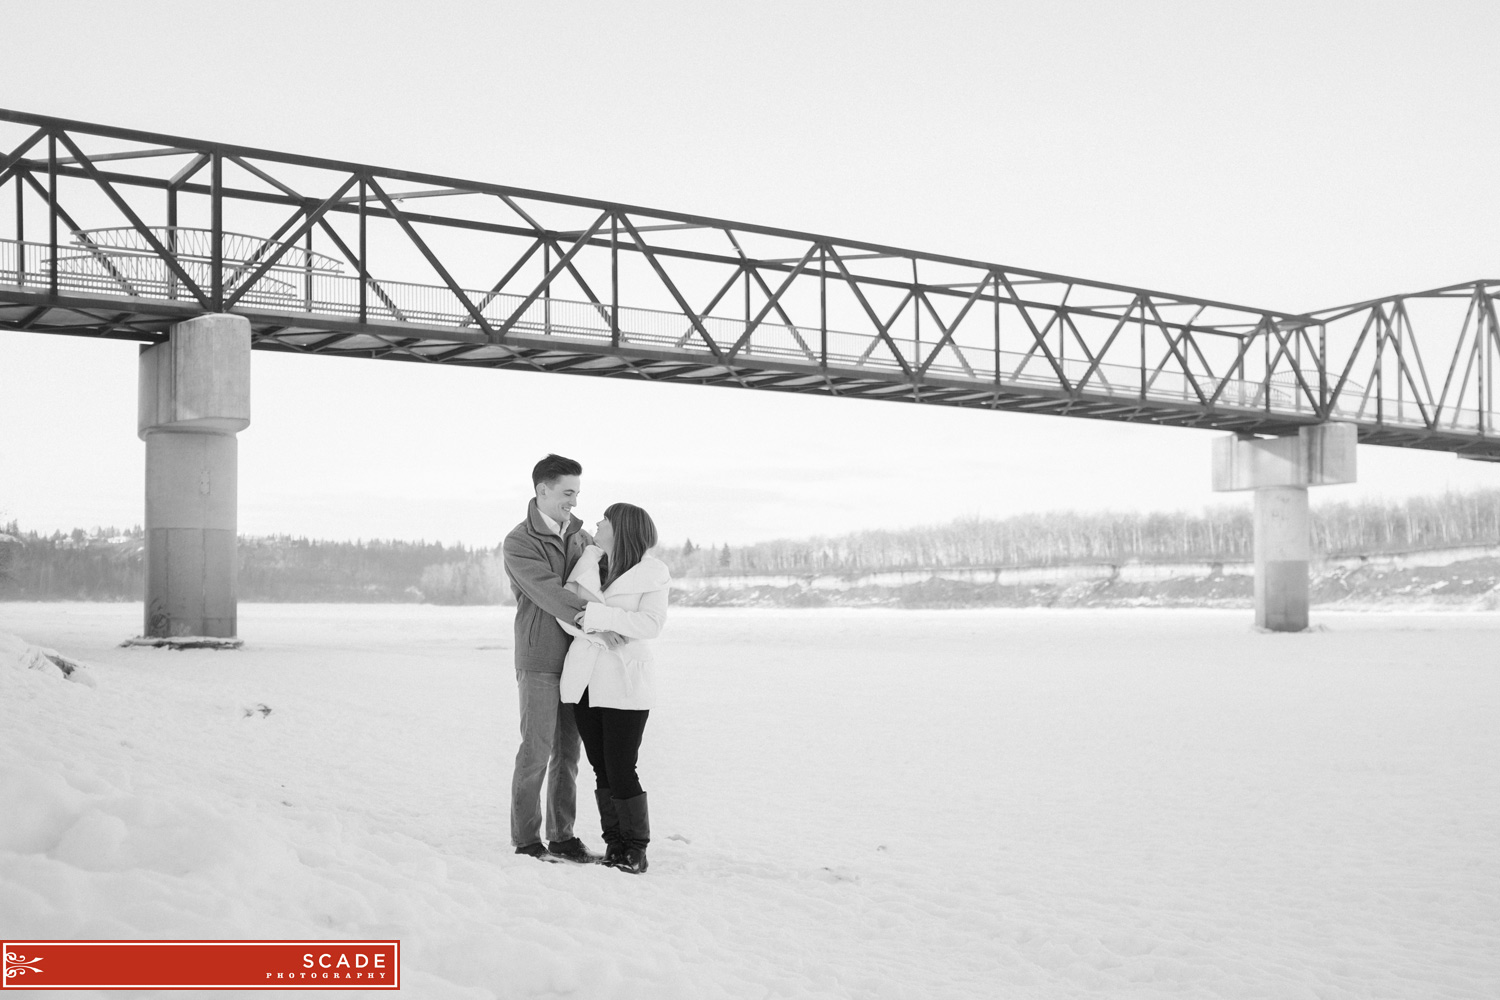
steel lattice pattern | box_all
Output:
[2,109,1497,458]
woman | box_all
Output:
[557,502,670,874]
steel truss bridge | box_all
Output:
[2,109,1499,458]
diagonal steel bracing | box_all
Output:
[0,108,1498,457]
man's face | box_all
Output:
[536,475,581,524]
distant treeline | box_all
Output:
[3,489,1500,601]
[0,525,509,605]
[657,489,1500,576]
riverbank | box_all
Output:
[670,545,1500,610]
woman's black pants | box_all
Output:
[571,687,650,799]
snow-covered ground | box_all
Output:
[2,603,1498,999]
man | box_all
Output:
[502,453,602,862]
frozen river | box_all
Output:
[2,603,1498,998]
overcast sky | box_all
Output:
[3,1,1499,547]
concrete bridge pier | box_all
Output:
[137,315,251,638]
[1212,423,1357,631]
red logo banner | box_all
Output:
[1,941,400,990]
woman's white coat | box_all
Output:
[557,545,670,710]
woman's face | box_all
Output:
[594,516,615,553]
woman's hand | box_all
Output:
[599,631,628,650]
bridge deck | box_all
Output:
[0,236,1384,434]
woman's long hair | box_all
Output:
[602,502,658,589]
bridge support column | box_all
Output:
[137,315,251,639]
[1212,423,1356,632]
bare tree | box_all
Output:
[0,517,18,585]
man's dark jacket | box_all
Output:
[502,499,592,674]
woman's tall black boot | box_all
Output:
[612,792,649,874]
[595,788,625,867]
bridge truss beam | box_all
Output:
[1,109,1498,457]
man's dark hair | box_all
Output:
[532,453,582,488]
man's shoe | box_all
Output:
[547,837,601,864]
[515,842,552,860]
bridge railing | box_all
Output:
[5,234,1478,433]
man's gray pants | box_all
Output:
[511,669,580,848]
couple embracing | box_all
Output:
[502,454,670,874]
